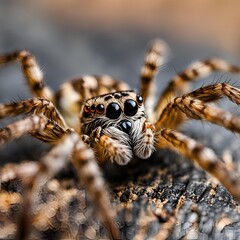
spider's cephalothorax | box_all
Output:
[81,90,155,165]
[2,40,240,239]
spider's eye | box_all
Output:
[83,105,92,117]
[90,104,96,112]
[106,102,121,119]
[96,104,105,114]
[136,95,143,104]
[84,105,90,113]
[118,120,132,134]
[124,99,138,116]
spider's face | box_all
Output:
[80,90,153,164]
[80,90,145,136]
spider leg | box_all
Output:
[154,58,240,119]
[0,51,54,102]
[72,138,120,239]
[0,97,67,129]
[0,115,64,145]
[155,83,240,131]
[91,126,133,165]
[1,131,119,239]
[186,82,240,104]
[0,98,69,143]
[131,119,156,159]
[157,128,240,201]
[139,39,167,107]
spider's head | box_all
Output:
[80,91,155,165]
[80,90,145,136]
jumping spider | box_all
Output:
[0,39,240,239]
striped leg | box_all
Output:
[186,82,240,104]
[0,51,54,102]
[73,138,120,239]
[139,39,167,106]
[0,97,68,142]
[9,132,119,239]
[0,115,66,144]
[0,98,67,129]
[155,83,240,130]
[154,58,240,119]
[91,126,133,165]
[131,119,156,159]
[158,128,240,201]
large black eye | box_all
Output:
[124,99,138,116]
[118,120,132,134]
[106,102,121,119]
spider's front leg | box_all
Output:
[90,126,133,165]
[90,117,156,165]
[0,99,120,239]
[131,118,156,159]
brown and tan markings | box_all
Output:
[0,39,240,239]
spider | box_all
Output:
[0,39,240,239]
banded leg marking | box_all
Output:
[0,98,67,129]
[139,39,167,104]
[155,58,240,117]
[155,83,240,131]
[0,50,54,102]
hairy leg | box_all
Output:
[155,83,240,130]
[157,128,240,201]
[91,126,133,165]
[1,131,119,239]
[139,39,167,108]
[0,50,54,102]
[154,59,240,119]
[131,118,156,159]
[0,97,67,129]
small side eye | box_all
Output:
[90,104,96,112]
[96,104,105,114]
[83,105,92,117]
[124,99,138,116]
[136,95,143,104]
[84,105,90,113]
[106,102,121,119]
